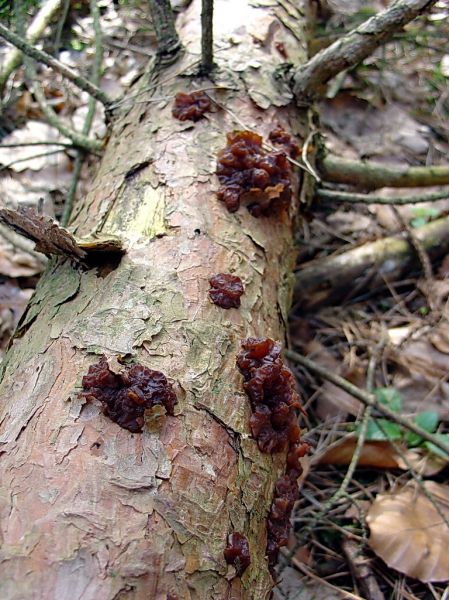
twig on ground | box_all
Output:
[392,207,436,311]
[319,155,449,189]
[0,0,64,90]
[289,341,384,543]
[201,0,214,74]
[302,131,321,183]
[0,141,74,148]
[0,149,65,171]
[61,0,103,226]
[285,349,449,456]
[292,0,438,103]
[342,538,385,600]
[0,23,111,106]
[148,0,181,59]
[317,188,449,205]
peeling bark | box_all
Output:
[0,2,311,598]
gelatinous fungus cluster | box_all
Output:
[237,337,308,570]
[209,273,244,309]
[268,125,300,158]
[172,90,212,121]
[224,532,251,576]
[81,356,177,433]
[216,130,293,216]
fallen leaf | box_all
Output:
[317,434,402,469]
[367,482,449,582]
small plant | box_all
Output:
[356,387,449,458]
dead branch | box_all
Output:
[292,0,438,103]
[201,0,214,74]
[148,0,182,59]
[0,0,63,90]
[285,349,449,457]
[294,215,449,310]
[320,155,449,190]
[61,0,103,226]
[342,539,385,600]
[0,23,111,106]
[317,188,449,205]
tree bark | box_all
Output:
[0,2,311,599]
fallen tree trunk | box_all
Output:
[0,2,311,599]
[294,215,449,310]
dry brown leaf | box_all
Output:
[317,434,447,475]
[367,482,449,582]
[317,434,402,469]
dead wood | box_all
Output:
[0,1,311,598]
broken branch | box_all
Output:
[0,23,111,106]
[317,188,449,205]
[148,0,182,59]
[319,155,449,189]
[201,0,214,74]
[292,0,438,103]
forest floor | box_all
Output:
[0,1,449,598]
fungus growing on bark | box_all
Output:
[236,338,301,453]
[81,357,176,432]
[275,41,288,59]
[237,337,309,571]
[216,130,293,216]
[209,273,244,309]
[268,125,300,158]
[224,532,251,577]
[172,90,212,121]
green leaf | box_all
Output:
[423,434,449,459]
[362,419,403,441]
[374,388,402,413]
[406,411,439,447]
[414,411,439,433]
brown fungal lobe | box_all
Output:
[216,130,295,217]
[236,337,309,571]
[81,356,177,433]
[268,125,301,158]
[224,532,251,577]
[209,273,244,309]
[172,90,212,122]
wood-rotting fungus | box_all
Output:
[81,356,177,432]
[172,90,212,121]
[237,337,308,571]
[224,532,251,577]
[216,130,294,216]
[209,273,245,309]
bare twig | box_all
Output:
[294,215,449,310]
[285,349,449,456]
[317,188,449,205]
[320,155,449,189]
[392,207,435,311]
[0,149,65,171]
[201,0,214,74]
[0,0,64,90]
[148,0,181,59]
[61,0,103,226]
[342,539,385,600]
[0,23,111,106]
[292,0,438,103]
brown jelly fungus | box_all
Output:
[81,357,176,433]
[224,532,251,577]
[172,91,211,121]
[216,130,293,216]
[237,337,309,571]
[209,273,244,309]
[268,126,300,158]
